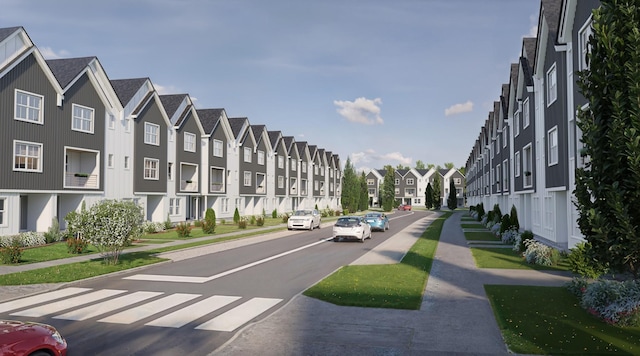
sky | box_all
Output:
[2,0,541,173]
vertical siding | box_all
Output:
[544,40,569,189]
[134,100,167,193]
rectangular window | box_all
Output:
[144,158,159,180]
[184,132,196,152]
[170,198,180,215]
[548,126,558,166]
[523,98,530,128]
[495,164,501,191]
[314,165,318,175]
[502,159,508,191]
[394,178,399,185]
[547,64,557,106]
[278,156,284,169]
[0,198,4,226]
[108,154,114,168]
[144,122,160,145]
[367,179,374,185]
[244,171,251,186]
[169,129,174,142]
[213,139,223,157]
[579,18,593,70]
[108,114,116,129]
[72,104,94,133]
[257,150,265,165]
[244,147,252,163]
[124,156,130,169]
[314,180,319,190]
[291,158,297,171]
[14,140,42,172]
[515,151,521,177]
[503,127,508,148]
[394,188,399,195]
[15,90,43,124]
[523,144,533,188]
[454,178,461,185]
[407,178,414,185]
[125,118,131,132]
[301,162,307,173]
[514,111,521,137]
[278,175,284,189]
[168,162,173,180]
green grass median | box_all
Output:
[303,212,450,310]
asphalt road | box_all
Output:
[0,211,425,355]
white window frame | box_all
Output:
[502,159,508,191]
[125,118,131,133]
[278,156,284,169]
[278,175,284,189]
[301,162,307,173]
[0,198,5,226]
[367,179,374,185]
[244,147,252,163]
[184,132,196,152]
[454,178,461,185]
[515,151,521,177]
[15,89,43,124]
[546,63,557,106]
[523,98,530,128]
[13,140,43,172]
[170,198,180,216]
[407,178,414,185]
[548,126,558,166]
[213,139,223,157]
[107,154,114,168]
[72,104,95,134]
[514,111,520,137]
[108,114,116,130]
[257,150,265,165]
[144,122,160,146]
[291,158,297,171]
[394,178,400,185]
[168,162,173,180]
[523,144,533,188]
[244,171,251,186]
[503,127,508,148]
[579,17,593,70]
[144,158,159,180]
[124,156,130,170]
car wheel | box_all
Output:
[385,223,389,231]
[360,233,365,243]
[29,352,51,356]
[333,237,338,242]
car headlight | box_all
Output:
[51,330,66,345]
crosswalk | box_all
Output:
[0,287,282,332]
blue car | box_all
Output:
[363,212,389,232]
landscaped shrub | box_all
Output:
[492,204,502,222]
[233,208,240,224]
[176,222,192,238]
[523,239,560,266]
[193,220,202,228]
[164,213,173,230]
[281,213,290,223]
[509,205,520,231]
[499,213,511,234]
[256,216,264,226]
[143,221,159,234]
[272,209,278,219]
[514,230,534,252]
[568,242,608,279]
[249,215,257,225]
[19,231,46,247]
[238,218,247,229]
[490,223,500,236]
[66,234,89,254]
[476,203,485,221]
[202,208,216,234]
[501,229,520,245]
[44,218,63,244]
[566,277,590,297]
[486,211,495,226]
[0,236,23,264]
[581,279,640,327]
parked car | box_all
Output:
[398,204,412,211]
[287,209,321,230]
[0,320,67,356]
[332,216,372,242]
[363,212,389,231]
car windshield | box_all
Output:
[335,217,360,227]
[364,213,381,219]
[293,210,312,216]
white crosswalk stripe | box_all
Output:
[1,288,283,332]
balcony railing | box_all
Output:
[181,179,198,192]
[65,172,99,189]
[210,182,224,193]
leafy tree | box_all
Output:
[444,162,455,170]
[359,172,368,211]
[574,0,640,277]
[427,163,435,170]
[425,183,434,209]
[202,208,216,234]
[382,166,396,211]
[447,179,457,210]
[396,164,409,170]
[415,160,426,169]
[65,200,142,265]
[458,166,466,175]
[340,158,359,212]
[432,174,441,210]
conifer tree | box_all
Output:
[447,179,457,210]
[432,174,442,210]
[382,166,396,211]
[425,183,434,209]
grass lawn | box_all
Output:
[461,223,486,229]
[471,247,570,271]
[464,231,499,241]
[460,216,476,221]
[303,212,450,309]
[485,285,640,355]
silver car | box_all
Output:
[332,216,372,242]
[287,209,321,230]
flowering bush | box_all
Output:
[581,279,640,326]
[490,223,500,235]
[566,277,590,297]
[142,221,165,234]
[1,232,45,248]
[176,222,192,237]
[523,239,560,266]
[501,229,520,245]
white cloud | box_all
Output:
[444,100,474,116]
[379,152,412,165]
[334,97,384,125]
[350,149,411,167]
[39,47,69,59]
[154,84,181,95]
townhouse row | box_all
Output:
[366,168,466,208]
[465,0,600,250]
[0,26,342,237]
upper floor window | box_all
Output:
[144,122,160,145]
[291,158,297,171]
[144,158,159,180]
[278,156,284,169]
[314,165,318,175]
[244,147,252,163]
[257,150,265,165]
[301,162,307,173]
[213,139,223,157]
[72,104,94,133]
[15,90,43,124]
[125,118,131,132]
[394,178,400,185]
[244,171,252,186]
[0,198,5,226]
[124,156,130,170]
[548,126,558,166]
[515,151,521,177]
[407,178,414,185]
[503,127,508,148]
[184,132,196,152]
[453,178,461,185]
[523,98,530,128]
[547,63,557,106]
[579,18,594,70]
[108,114,116,130]
[14,140,42,172]
[367,179,374,185]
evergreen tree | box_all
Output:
[425,183,434,209]
[382,166,396,211]
[415,160,426,169]
[359,172,368,211]
[340,158,359,212]
[447,179,457,210]
[432,174,442,210]
[233,207,240,224]
[202,208,216,234]
[574,0,640,277]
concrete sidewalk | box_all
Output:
[213,211,573,355]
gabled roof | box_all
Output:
[228,117,248,140]
[110,78,149,106]
[159,94,187,119]
[250,125,267,147]
[296,141,309,160]
[268,130,282,149]
[0,26,22,42]
[46,57,95,88]
[282,136,296,156]
[197,108,225,134]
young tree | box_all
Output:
[447,179,457,210]
[381,166,396,211]
[574,0,640,277]
[65,200,142,265]
[432,174,442,210]
[415,160,426,170]
[340,158,359,212]
[444,162,455,170]
[202,208,216,234]
[425,183,434,209]
[359,172,369,211]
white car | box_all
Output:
[332,216,372,242]
[287,209,321,230]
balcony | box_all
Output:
[180,163,198,192]
[210,167,225,193]
[210,182,224,193]
[65,172,99,189]
[181,179,198,192]
[64,148,99,189]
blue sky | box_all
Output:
[3,0,540,172]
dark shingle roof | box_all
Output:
[46,57,95,88]
[159,94,187,118]
[0,27,21,42]
[251,125,266,145]
[295,141,307,156]
[110,78,148,106]
[196,108,224,134]
[268,131,282,149]
[228,117,248,139]
[542,0,562,39]
[522,37,536,86]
